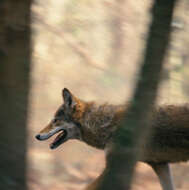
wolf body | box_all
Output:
[36,88,189,190]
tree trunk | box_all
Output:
[97,0,177,189]
[0,0,32,190]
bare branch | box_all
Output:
[34,15,106,72]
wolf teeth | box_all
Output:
[55,131,64,141]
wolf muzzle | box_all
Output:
[35,126,65,141]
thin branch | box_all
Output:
[33,15,106,72]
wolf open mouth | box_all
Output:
[50,129,67,149]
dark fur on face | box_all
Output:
[35,88,83,149]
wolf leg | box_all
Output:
[149,162,175,190]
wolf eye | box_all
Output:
[52,118,58,123]
[57,109,64,116]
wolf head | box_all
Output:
[35,88,85,149]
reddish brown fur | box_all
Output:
[36,89,189,190]
[39,95,189,163]
[39,122,54,134]
[71,101,189,163]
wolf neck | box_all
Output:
[80,102,125,149]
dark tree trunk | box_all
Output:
[0,0,32,190]
[98,0,177,190]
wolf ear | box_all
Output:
[62,88,76,108]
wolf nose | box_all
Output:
[35,134,41,140]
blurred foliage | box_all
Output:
[28,0,189,190]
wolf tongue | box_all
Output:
[50,130,66,149]
[54,131,64,143]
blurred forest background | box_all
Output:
[1,0,189,190]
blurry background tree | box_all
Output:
[0,0,32,190]
[0,0,185,190]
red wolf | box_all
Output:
[36,88,189,190]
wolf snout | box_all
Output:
[35,132,54,140]
[35,134,42,140]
